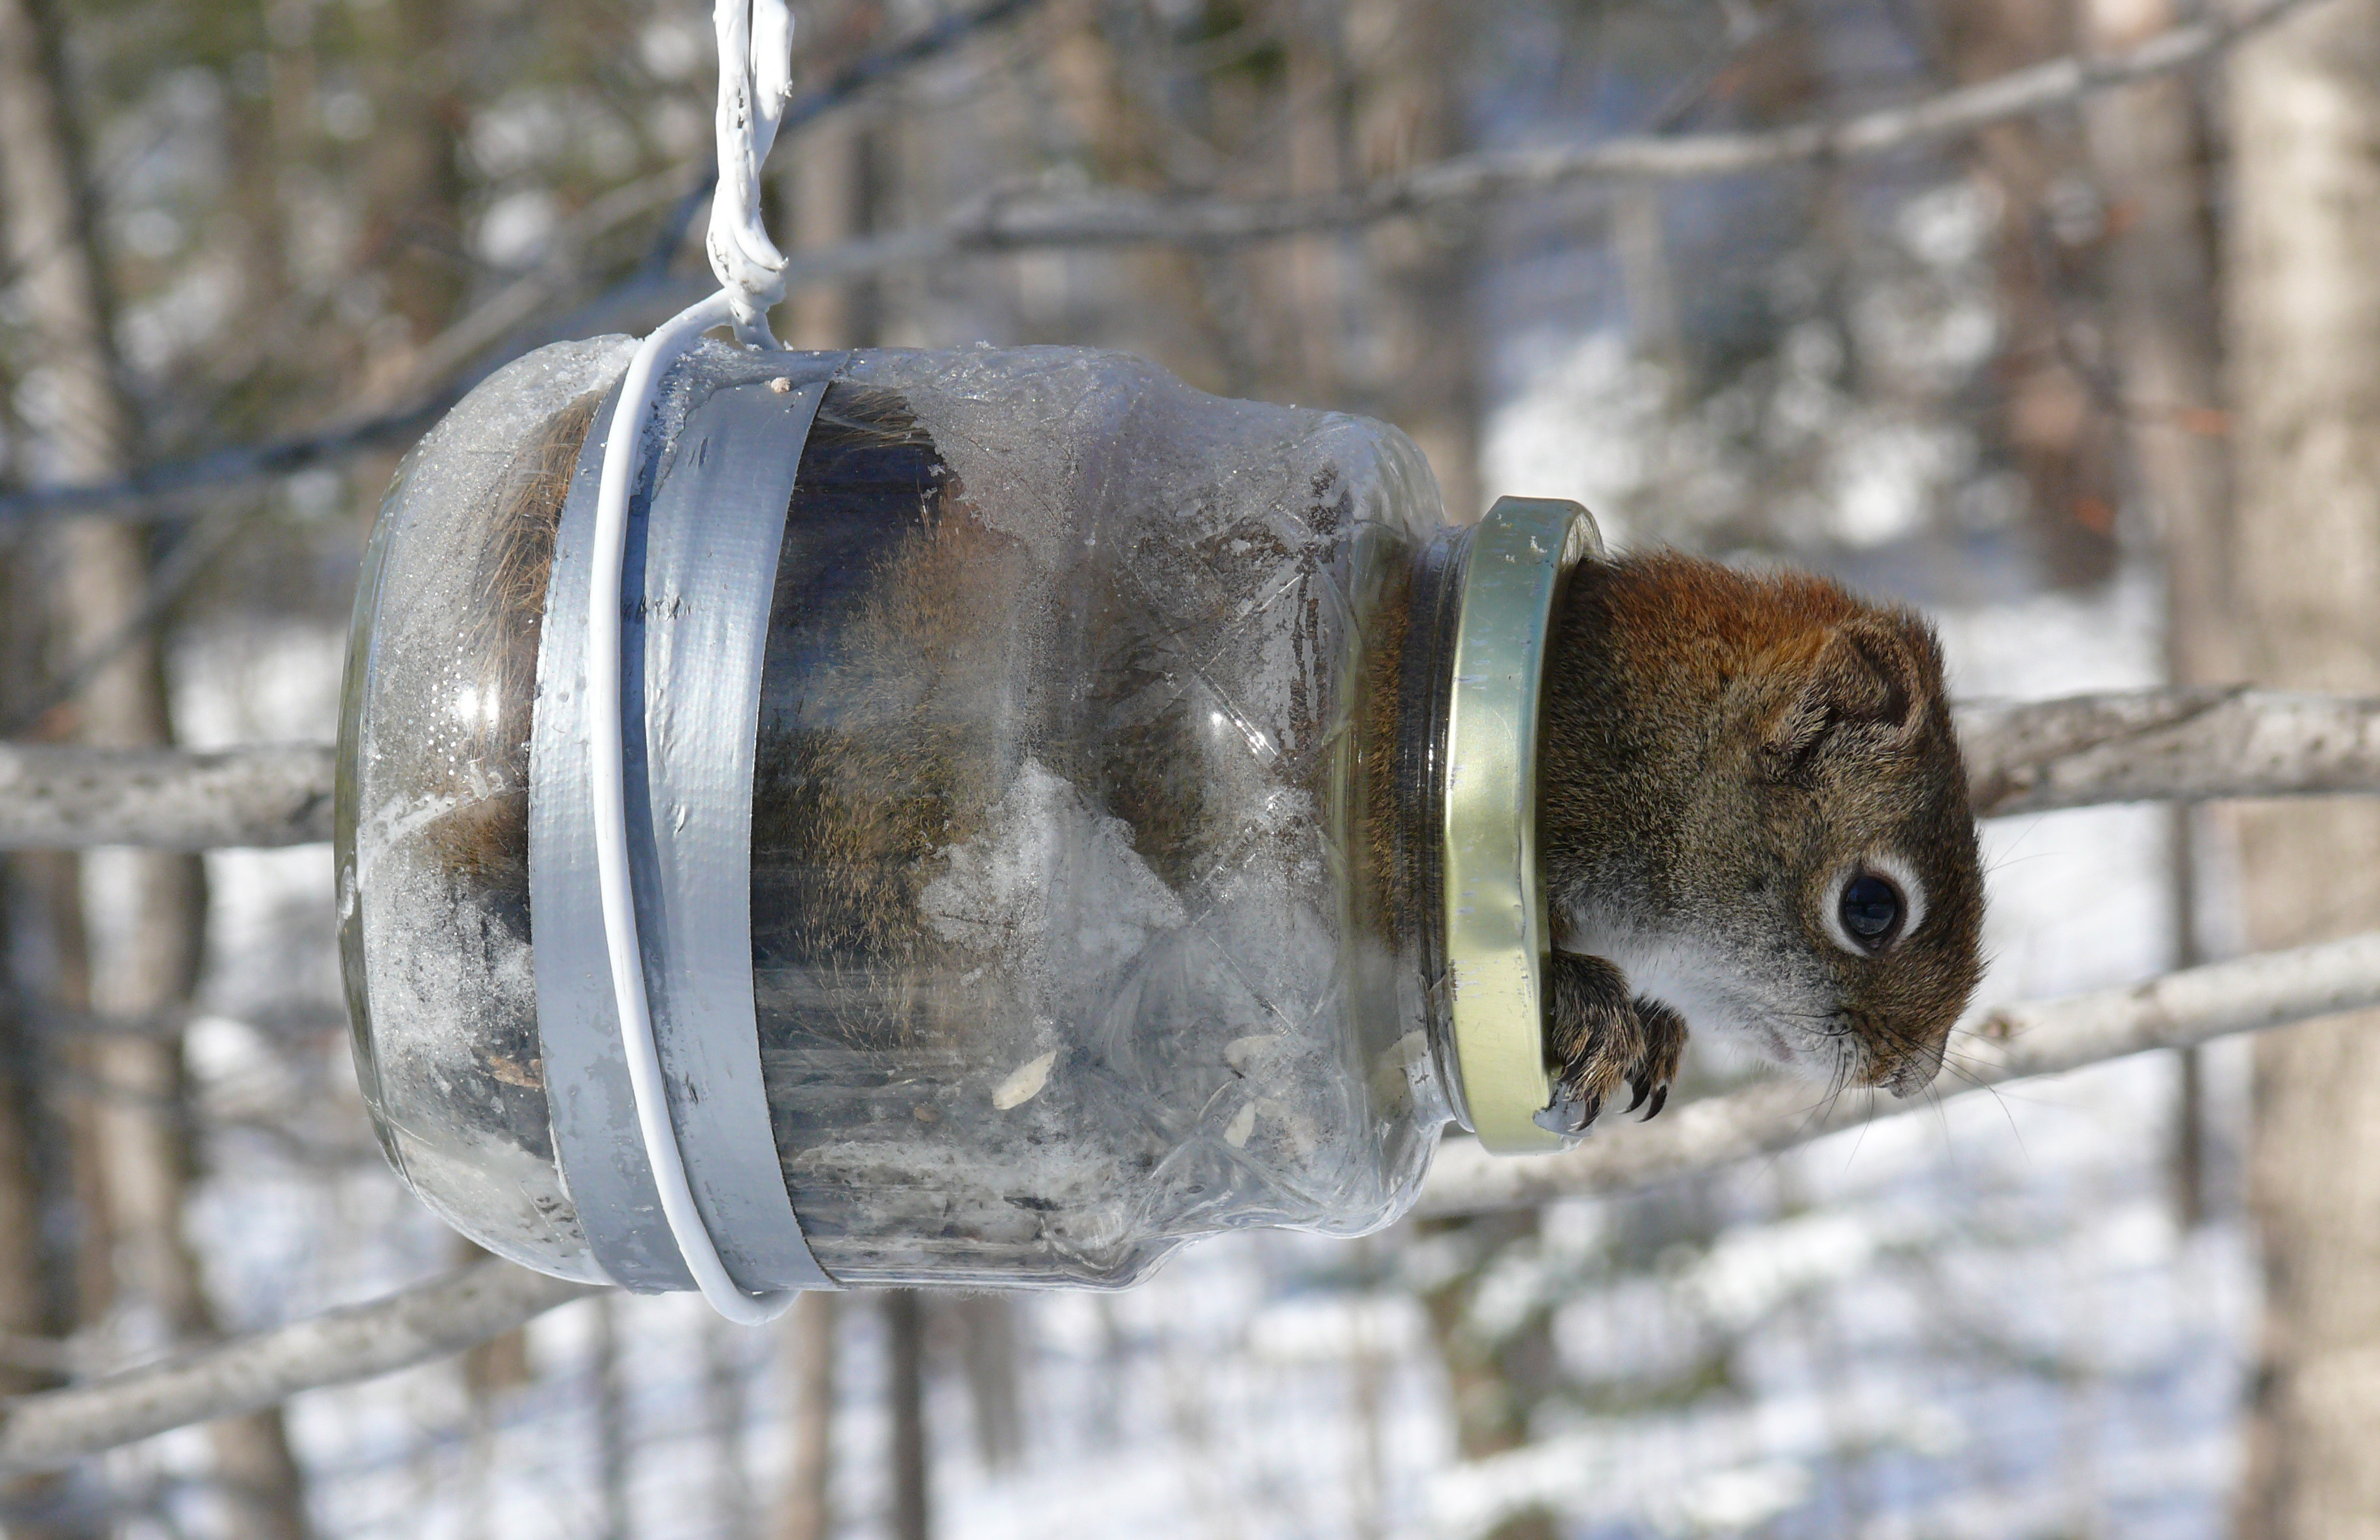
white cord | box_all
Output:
[584,0,802,1324]
[708,0,795,347]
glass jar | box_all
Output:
[337,337,1595,1293]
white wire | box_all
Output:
[708,0,796,346]
[584,0,802,1324]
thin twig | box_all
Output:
[0,742,335,850]
[774,0,2316,259]
[0,0,2324,526]
[0,1260,597,1475]
[1415,926,2380,1216]
[3,687,2372,850]
[0,0,1051,527]
[7,924,2376,1460]
[0,498,264,737]
[1954,686,2380,815]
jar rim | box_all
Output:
[1439,495,1602,1154]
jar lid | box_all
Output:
[1441,495,1601,1154]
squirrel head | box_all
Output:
[1540,553,1985,1098]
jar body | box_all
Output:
[755,351,1453,1285]
[337,336,633,1282]
[339,340,1459,1290]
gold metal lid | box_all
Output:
[1440,495,1601,1154]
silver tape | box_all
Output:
[625,375,833,1292]
[533,383,688,1292]
[532,350,844,1293]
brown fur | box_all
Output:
[748,476,1038,1050]
[1536,551,1985,1127]
[420,388,601,928]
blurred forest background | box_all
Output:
[0,0,2374,1536]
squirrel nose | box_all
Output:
[1879,1034,1948,1098]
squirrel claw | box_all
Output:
[1534,1094,1598,1137]
[1545,955,1689,1137]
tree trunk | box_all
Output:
[1346,1239,1388,1540]
[0,3,310,1536]
[1346,0,1481,518]
[455,1234,527,1540]
[1031,0,1258,396]
[1413,1213,1559,1540]
[704,1311,755,1540]
[778,0,888,355]
[772,1292,836,1540]
[1280,12,1347,403]
[2077,0,2233,1230]
[0,421,90,1540]
[456,1238,533,1400]
[2224,4,2380,1537]
[885,1290,931,1540]
[0,873,89,1540]
[784,110,868,350]
[352,0,464,387]
[1930,0,2122,589]
[951,1295,1023,1471]
[592,1295,631,1540]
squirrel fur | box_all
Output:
[1536,551,1985,1130]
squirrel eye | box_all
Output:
[1838,872,1904,952]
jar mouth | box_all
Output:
[1438,496,1602,1154]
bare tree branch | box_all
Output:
[772,0,2321,270]
[0,0,2326,528]
[8,925,2375,1462]
[1955,687,2380,815]
[0,1260,595,1475]
[5,686,2375,850]
[0,744,334,851]
[0,0,1050,527]
[1416,927,2380,1217]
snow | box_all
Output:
[149,389,2246,1540]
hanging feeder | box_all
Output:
[335,336,1600,1298]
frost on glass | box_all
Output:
[750,347,1455,1288]
[340,338,1461,1290]
[337,335,635,1280]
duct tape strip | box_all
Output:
[533,380,684,1292]
[625,373,834,1293]
[531,349,842,1294]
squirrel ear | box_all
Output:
[1760,615,1925,776]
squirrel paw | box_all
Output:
[1542,953,1687,1134]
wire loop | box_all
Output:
[706,0,796,346]
[583,0,805,1323]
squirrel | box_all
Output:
[1533,551,1985,1134]
[391,372,1983,1147]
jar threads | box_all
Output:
[1438,497,1601,1154]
